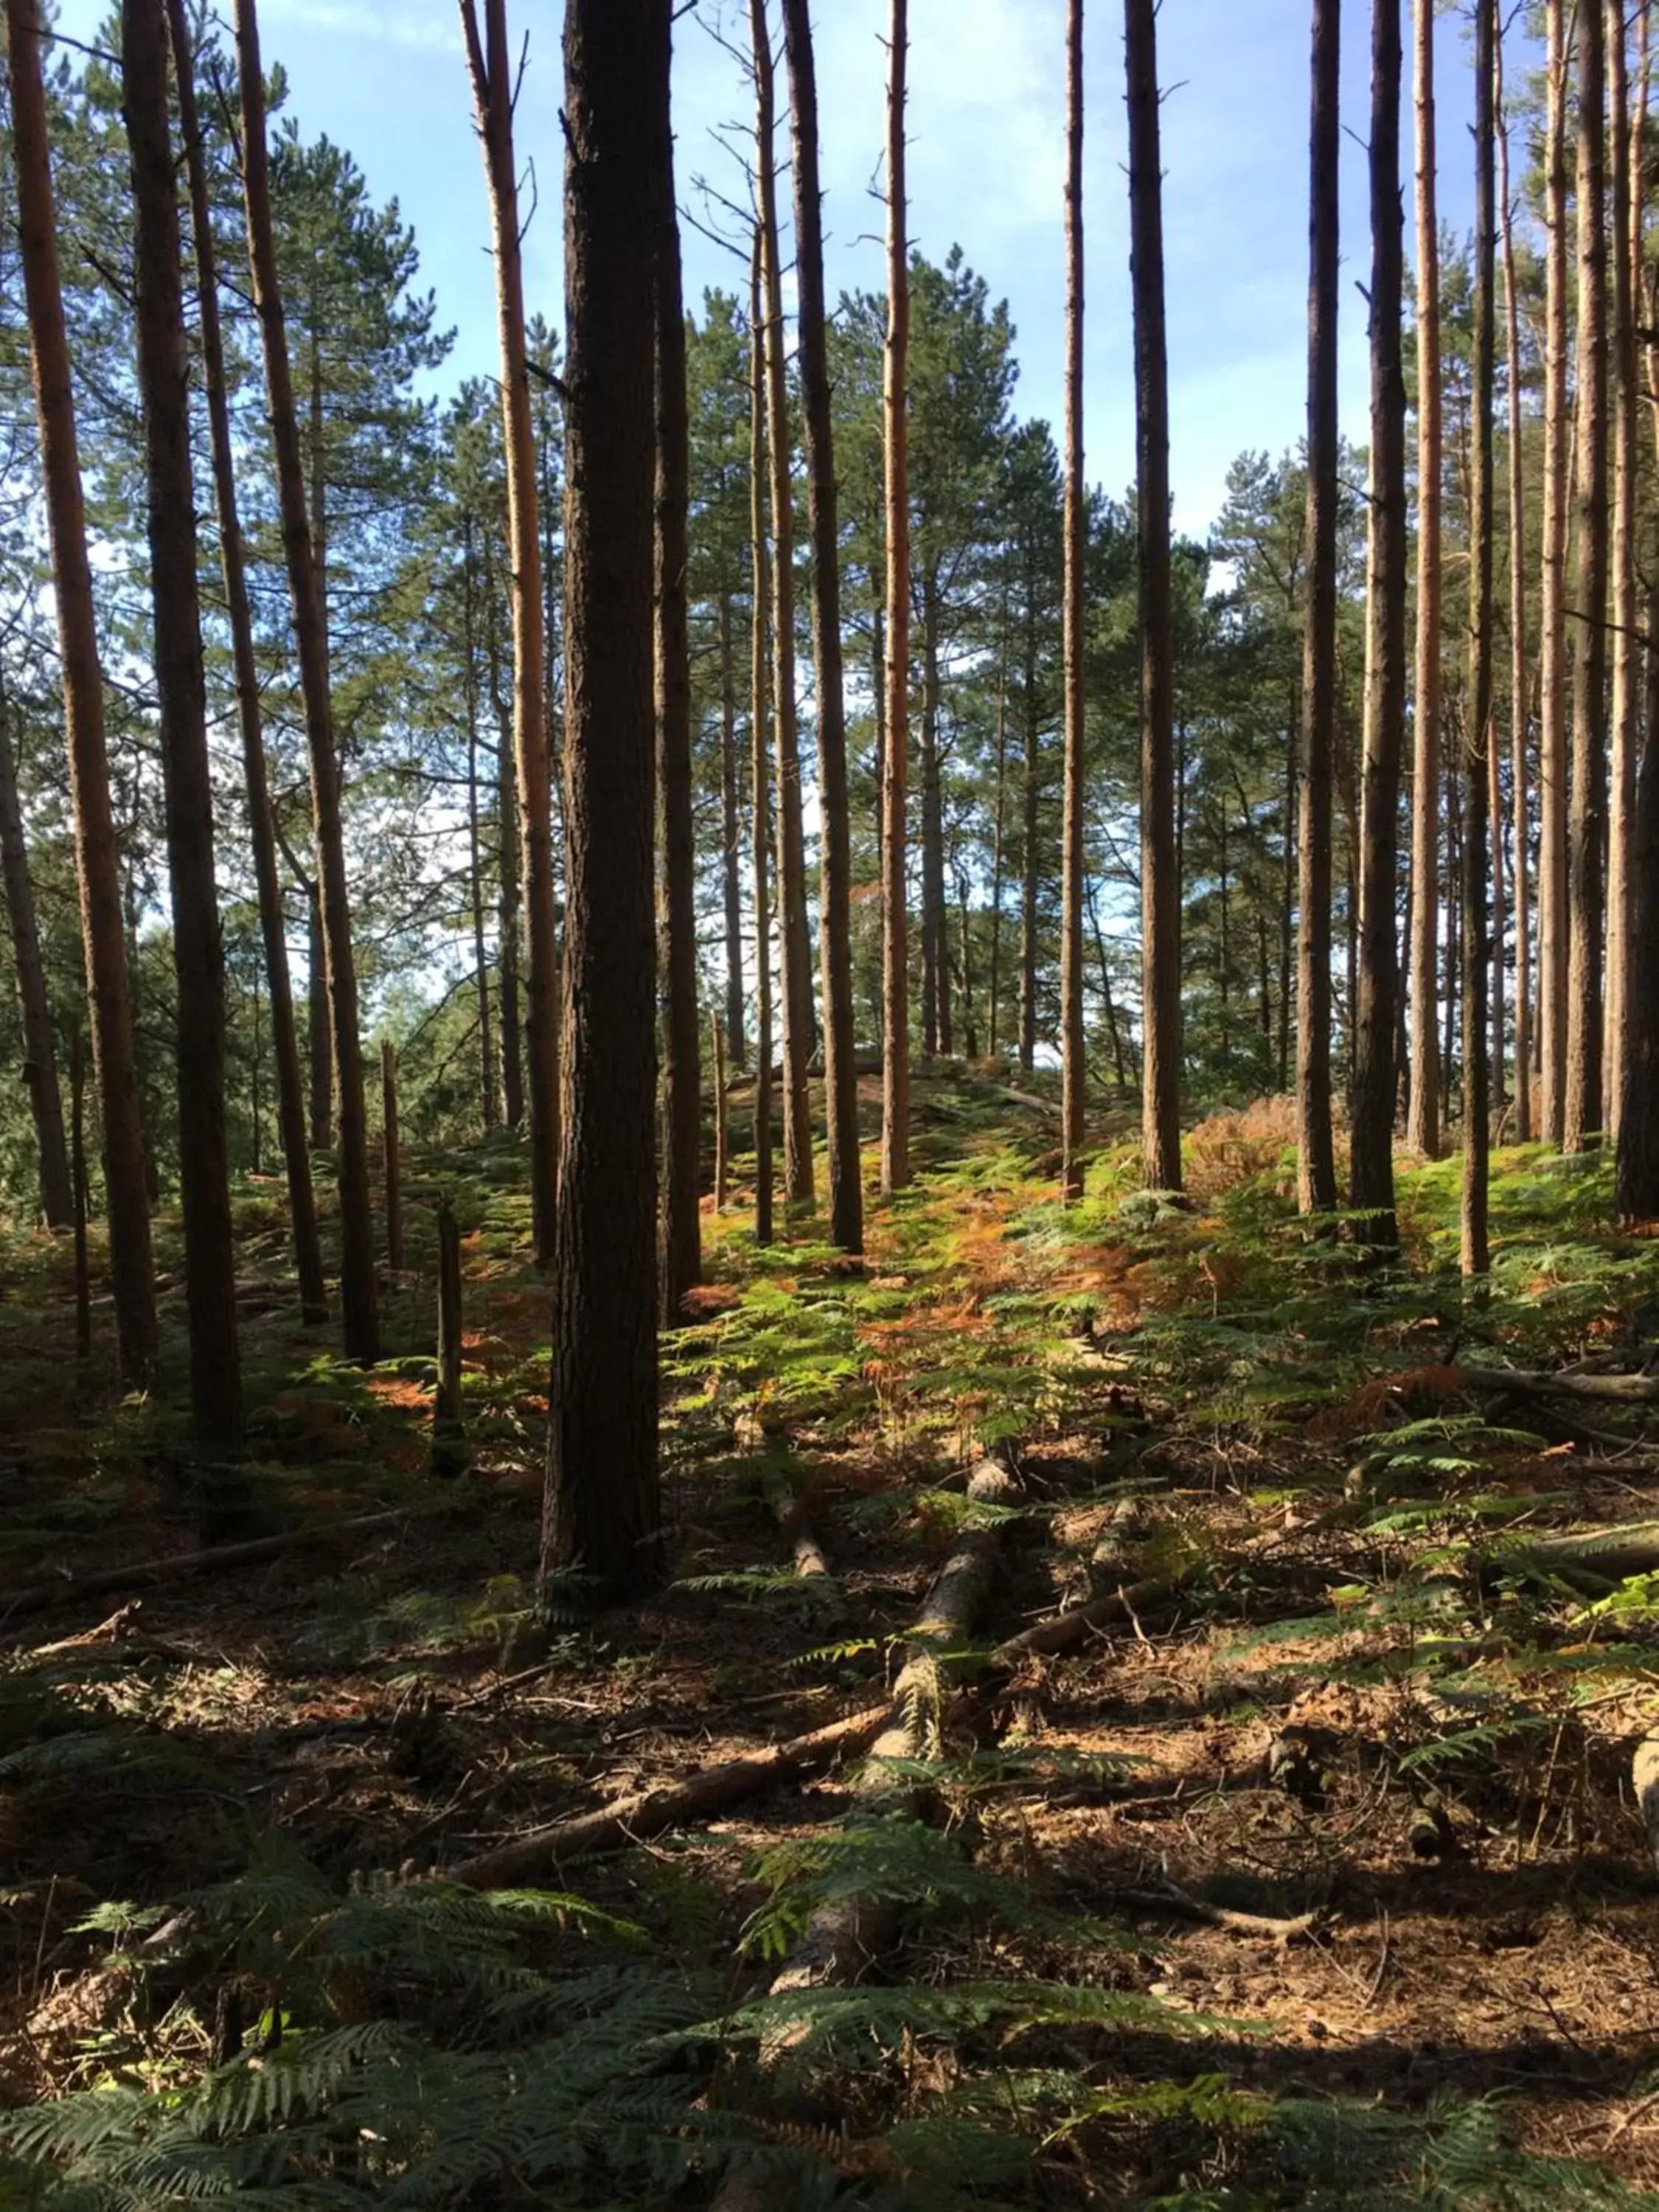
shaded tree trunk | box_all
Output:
[306,882,330,1150]
[1495,16,1531,1144]
[784,0,862,1253]
[881,0,911,1196]
[719,589,746,1070]
[749,234,775,1249]
[0,674,72,1229]
[166,0,324,1321]
[1350,0,1408,1248]
[919,580,948,1059]
[1126,0,1181,1193]
[1462,0,1495,1277]
[236,0,378,1363]
[1019,605,1040,1074]
[1538,0,1571,1142]
[1297,0,1340,1219]
[460,0,558,1265]
[1565,0,1607,1152]
[5,0,156,1385]
[1617,568,1659,1216]
[1061,0,1087,1198]
[1606,0,1638,1144]
[540,0,661,1601]
[462,515,498,1132]
[987,652,1009,1060]
[1406,0,1441,1159]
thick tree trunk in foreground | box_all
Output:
[167,0,324,1321]
[1349,0,1408,1249]
[541,0,661,1601]
[460,0,559,1266]
[124,0,240,1445]
[881,0,911,1197]
[6,0,156,1384]
[1406,0,1441,1159]
[1060,0,1086,1200]
[0,678,72,1230]
[1462,0,1495,1277]
[1495,17,1531,1144]
[784,0,862,1253]
[650,0,701,1322]
[1565,0,1607,1153]
[1605,0,1638,1145]
[1126,0,1181,1193]
[749,240,775,1250]
[751,0,814,1211]
[1538,0,1571,1142]
[1297,0,1340,1220]
[236,0,378,1363]
[1617,572,1659,1217]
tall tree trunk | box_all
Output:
[1126,0,1181,1193]
[5,0,156,1384]
[1279,709,1295,1093]
[881,0,911,1196]
[125,0,241,1447]
[1351,0,1408,1248]
[485,542,524,1132]
[1297,0,1340,1219]
[166,0,324,1321]
[541,0,661,1601]
[749,234,775,1248]
[1539,0,1571,1142]
[651,2,701,1322]
[1618,577,1659,1216]
[751,0,814,1211]
[0,672,72,1228]
[1463,0,1495,1276]
[920,580,948,1059]
[462,515,498,1133]
[237,0,378,1363]
[306,883,330,1150]
[1490,704,1506,1122]
[1019,601,1040,1074]
[718,589,746,1069]
[1406,0,1441,1158]
[1060,0,1087,1197]
[1565,0,1608,1152]
[460,0,558,1265]
[987,653,1009,1059]
[784,0,862,1252]
[1495,15,1531,1144]
[1606,0,1638,1144]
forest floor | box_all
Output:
[1,1074,1659,2208]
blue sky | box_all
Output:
[60,0,1522,534]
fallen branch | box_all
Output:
[1483,1518,1659,1590]
[762,1463,846,1624]
[1,1510,413,1627]
[1113,1879,1318,1941]
[990,1568,1194,1663]
[1458,1364,1659,1405]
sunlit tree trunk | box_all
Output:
[541,0,661,1600]
[784,0,862,1251]
[1406,0,1441,1158]
[484,541,524,1132]
[1565,0,1607,1152]
[460,0,559,1264]
[1462,0,1495,1276]
[1297,0,1340,1219]
[881,0,911,1196]
[1539,0,1571,1142]
[1605,0,1638,1144]
[749,234,775,1249]
[5,0,156,1385]
[237,0,378,1363]
[1126,0,1181,1192]
[1060,0,1087,1198]
[1351,0,1408,1248]
[1495,17,1531,1144]
[462,517,498,1131]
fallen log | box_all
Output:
[1,1509,413,1627]
[762,1463,846,1623]
[990,1568,1194,1663]
[1458,1364,1659,1405]
[1483,1518,1659,1590]
[448,1699,894,1888]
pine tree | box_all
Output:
[1406,0,1441,1160]
[1060,0,1086,1201]
[1462,0,1495,1276]
[0,672,72,1229]
[881,0,911,1197]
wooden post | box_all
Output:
[712,1010,728,1214]
[381,1040,403,1273]
[431,1197,466,1478]
[70,1028,90,1360]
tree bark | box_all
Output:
[751,0,814,1214]
[1605,0,1638,1145]
[651,1,701,1324]
[236,0,378,1363]
[783,0,862,1254]
[1019,607,1040,1074]
[919,577,948,1058]
[462,515,498,1133]
[1126,0,1181,1194]
[1462,0,1495,1278]
[718,590,746,1071]
[306,880,331,1151]
[1539,0,1571,1143]
[541,0,662,1602]
[1061,0,1087,1198]
[1565,0,1607,1153]
[749,236,775,1251]
[1350,0,1408,1249]
[881,0,911,1197]
[712,1011,728,1213]
[166,0,324,1321]
[124,0,241,1447]
[1297,0,1340,1220]
[459,0,559,1266]
[5,0,156,1384]
[0,672,72,1230]
[1617,565,1659,1217]
[1495,18,1531,1145]
[381,1040,403,1273]
[486,543,524,1133]
[1406,0,1441,1160]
